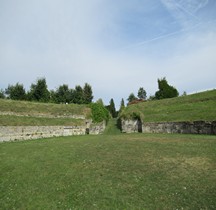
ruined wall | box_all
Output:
[142,121,216,135]
[89,121,106,135]
[120,119,216,135]
[0,122,106,142]
[121,119,142,133]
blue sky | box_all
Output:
[0,0,216,107]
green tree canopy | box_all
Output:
[155,77,179,100]
[90,103,110,123]
[119,98,125,113]
[96,98,104,106]
[108,98,117,118]
[52,84,72,103]
[73,85,84,104]
[83,83,93,104]
[28,78,50,102]
[127,93,137,103]
[5,83,26,100]
[0,89,5,99]
[137,87,147,100]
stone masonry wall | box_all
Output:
[0,122,106,142]
[121,119,141,133]
[142,121,216,135]
[121,119,216,135]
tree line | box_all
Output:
[0,77,180,119]
[94,77,179,119]
[107,77,179,118]
[0,78,93,104]
[127,77,179,103]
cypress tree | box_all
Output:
[119,98,125,113]
[109,98,117,118]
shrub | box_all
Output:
[90,103,110,123]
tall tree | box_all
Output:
[108,98,117,118]
[119,98,125,113]
[137,87,147,100]
[53,84,72,103]
[83,83,93,104]
[73,85,84,104]
[0,89,5,99]
[155,77,179,99]
[5,83,26,100]
[96,98,104,106]
[127,93,137,103]
[28,78,50,102]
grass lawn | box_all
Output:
[0,99,91,126]
[1,133,216,209]
[121,89,216,122]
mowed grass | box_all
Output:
[0,99,91,126]
[0,99,91,117]
[121,89,216,122]
[0,115,85,126]
[1,134,216,210]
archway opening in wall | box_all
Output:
[137,118,142,133]
[132,112,143,133]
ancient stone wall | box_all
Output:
[121,119,141,133]
[0,122,106,142]
[120,119,216,135]
[142,121,216,135]
[89,121,106,135]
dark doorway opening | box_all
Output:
[137,119,143,133]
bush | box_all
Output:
[90,103,110,123]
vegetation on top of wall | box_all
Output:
[90,103,110,123]
[0,99,91,117]
[119,89,216,122]
[0,99,91,126]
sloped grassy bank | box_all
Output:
[0,99,91,126]
[120,90,216,122]
[0,100,110,141]
[119,90,216,134]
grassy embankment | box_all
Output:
[1,89,215,126]
[0,99,91,126]
[120,89,216,122]
[1,90,216,209]
[1,133,216,209]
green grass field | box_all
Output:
[120,89,216,122]
[1,89,215,126]
[1,133,216,210]
[0,99,91,126]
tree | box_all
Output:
[0,89,5,99]
[73,85,84,104]
[119,98,125,113]
[155,77,179,100]
[91,103,110,123]
[96,98,104,106]
[108,98,117,118]
[182,91,187,96]
[5,83,26,100]
[83,83,93,104]
[53,84,72,103]
[127,93,137,103]
[28,78,50,102]
[138,87,147,100]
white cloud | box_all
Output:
[0,0,215,107]
[160,0,208,28]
